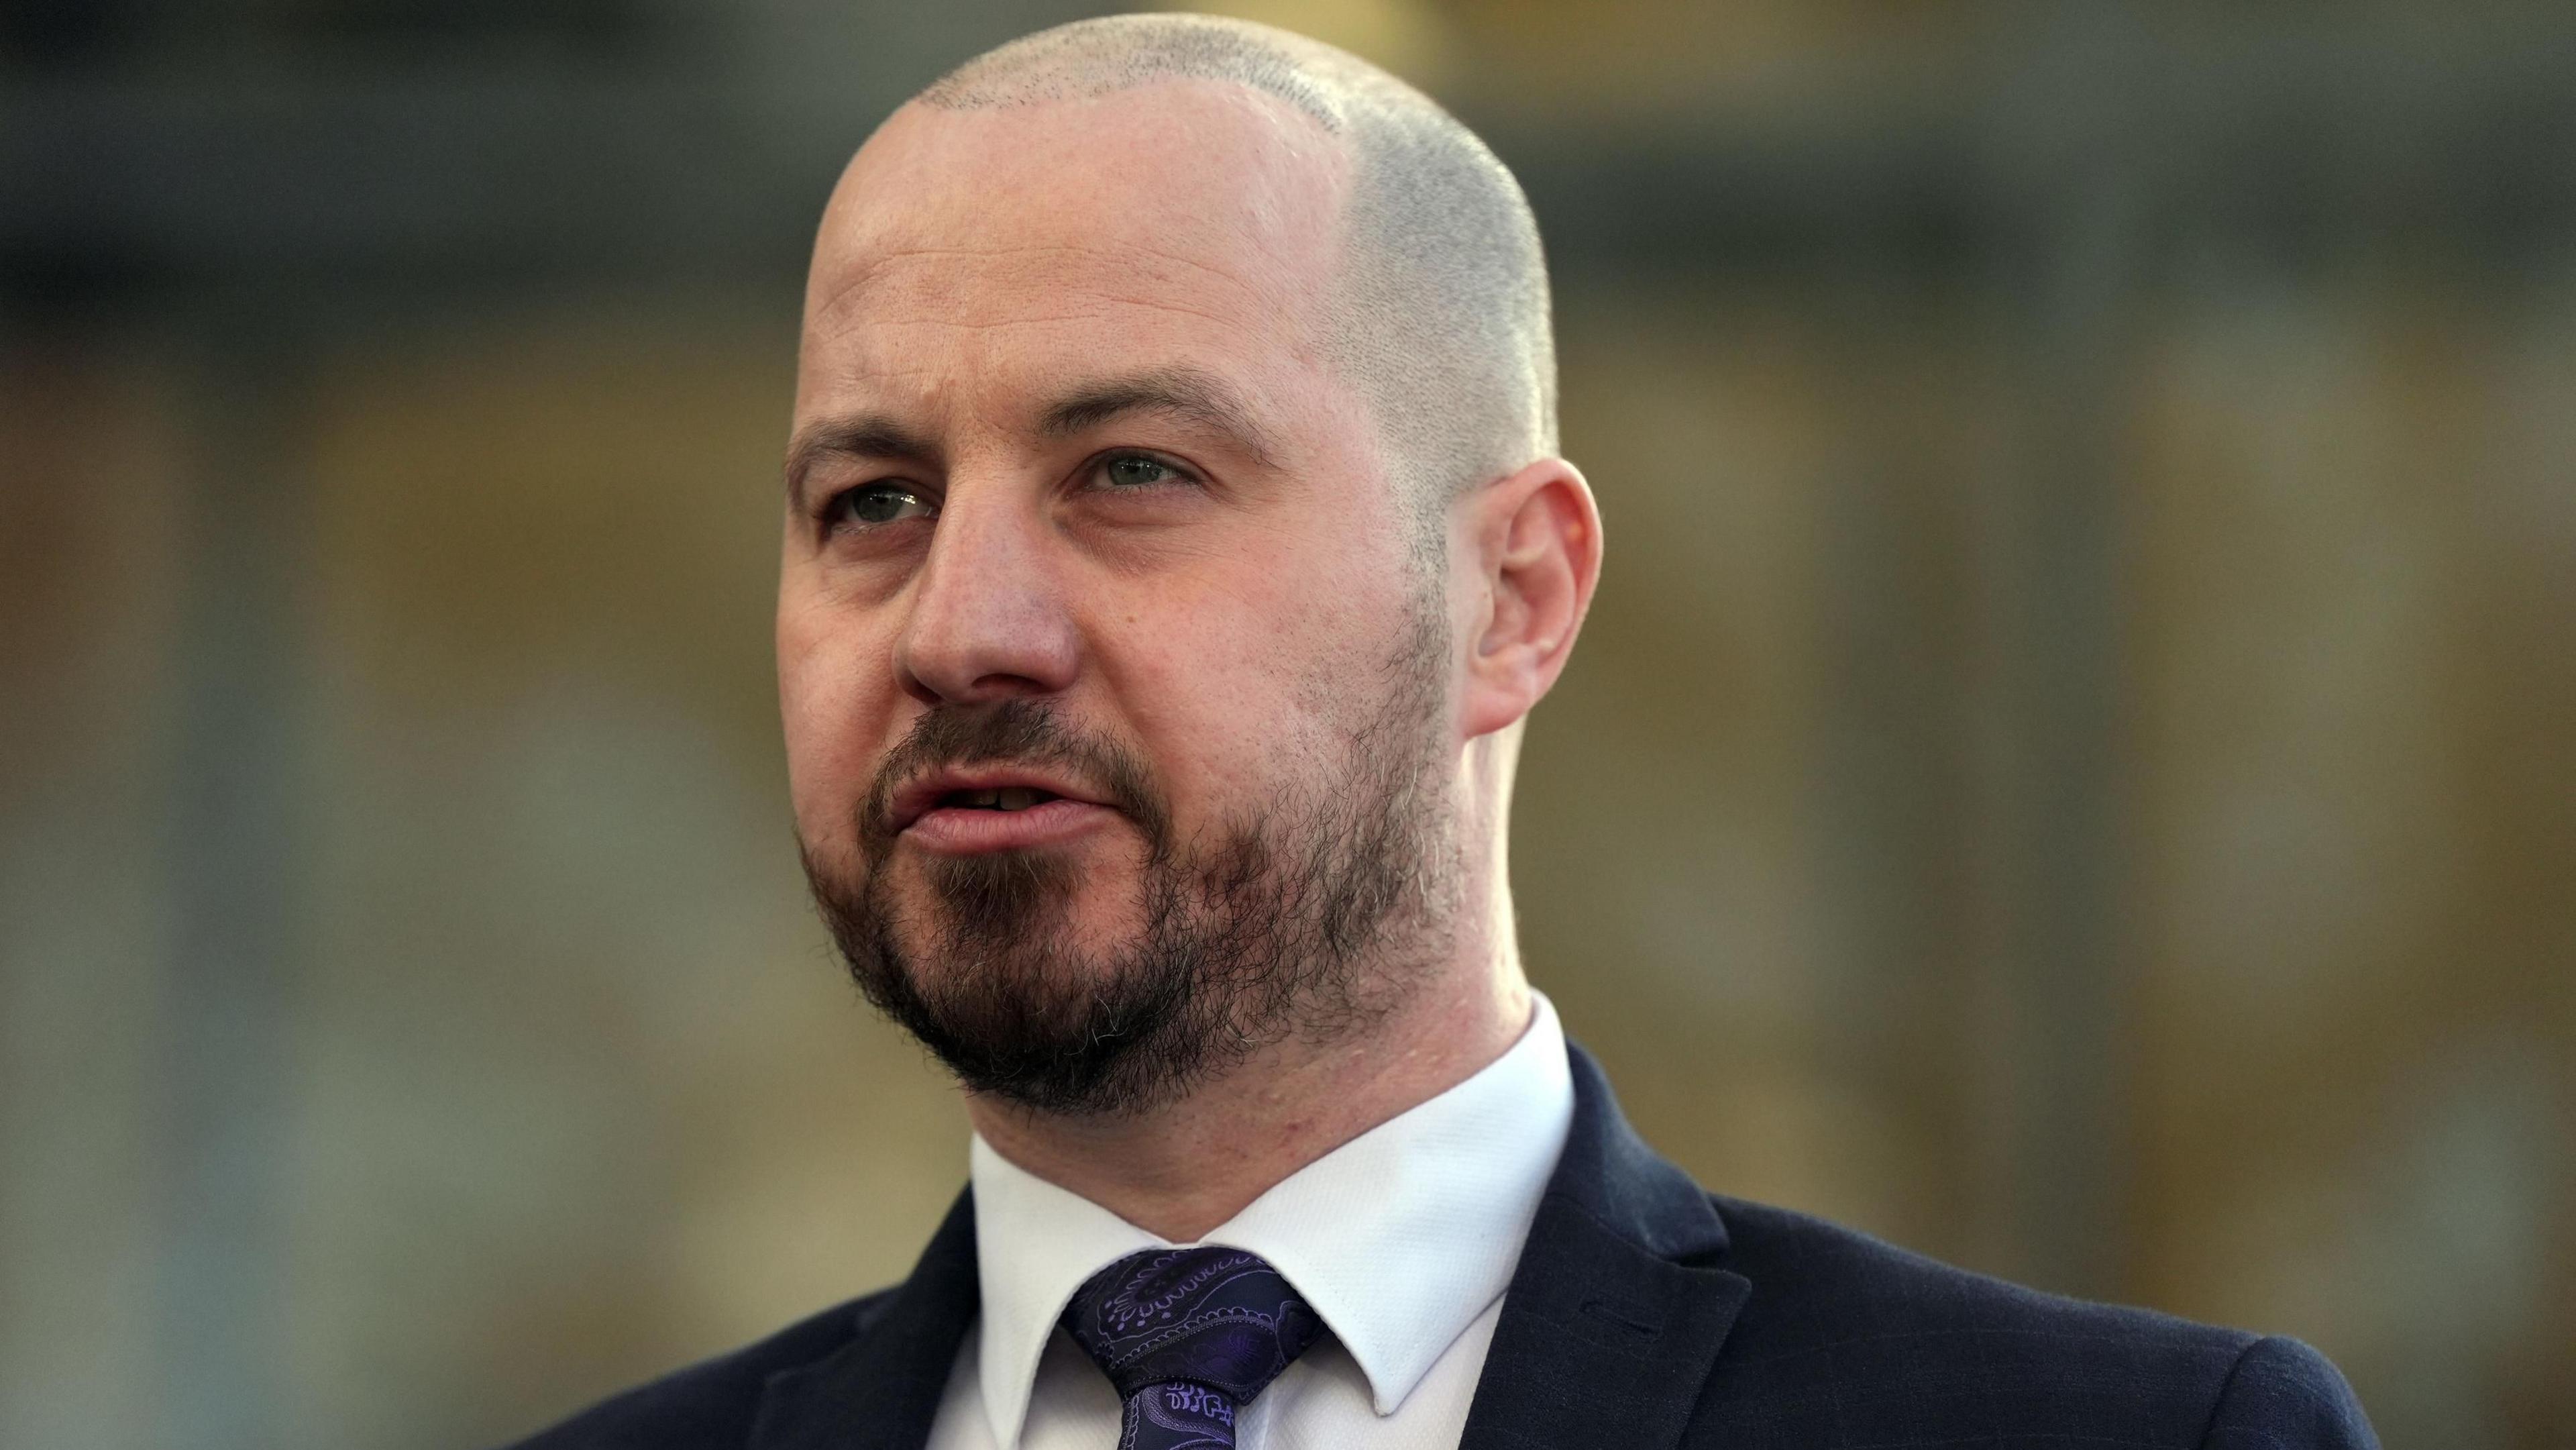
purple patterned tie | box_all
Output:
[1059,1247,1323,1450]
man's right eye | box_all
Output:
[829,482,937,530]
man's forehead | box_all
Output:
[806,80,1348,335]
[810,240,1284,344]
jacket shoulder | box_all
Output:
[1702,1196,2374,1448]
[494,1289,900,1450]
[1711,1192,2247,1354]
[2202,1335,2379,1449]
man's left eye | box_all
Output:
[1099,454,1182,488]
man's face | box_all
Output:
[779,83,1460,1114]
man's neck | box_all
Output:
[965,958,1533,1243]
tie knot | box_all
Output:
[1059,1247,1322,1426]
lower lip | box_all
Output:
[902,798,1117,853]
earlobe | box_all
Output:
[1460,457,1601,739]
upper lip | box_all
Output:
[886,766,1110,833]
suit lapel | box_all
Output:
[749,1190,980,1450]
[742,1045,1739,1450]
[1456,1044,1750,1450]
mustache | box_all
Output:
[855,699,1170,865]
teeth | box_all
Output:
[941,786,1051,811]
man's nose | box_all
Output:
[892,485,1080,706]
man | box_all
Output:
[511,15,2375,1449]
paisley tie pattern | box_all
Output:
[1059,1247,1322,1450]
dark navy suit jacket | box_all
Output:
[506,1045,2378,1449]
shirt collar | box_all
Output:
[967,991,1574,1450]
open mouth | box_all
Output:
[888,772,1112,853]
[934,786,1063,813]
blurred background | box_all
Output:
[5,1,2573,1446]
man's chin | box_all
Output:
[889,847,1140,942]
[837,907,1209,1119]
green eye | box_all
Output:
[834,483,934,528]
[1102,454,1178,488]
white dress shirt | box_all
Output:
[924,992,1575,1450]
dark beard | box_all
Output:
[800,613,1452,1117]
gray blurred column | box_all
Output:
[1965,5,2163,1298]
[153,312,309,1450]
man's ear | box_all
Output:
[1460,456,1602,740]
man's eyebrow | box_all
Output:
[782,414,942,505]
[1038,366,1281,470]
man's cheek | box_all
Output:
[784,722,873,852]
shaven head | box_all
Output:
[914,13,1556,522]
[783,11,1603,1133]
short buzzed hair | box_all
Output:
[916,14,1557,528]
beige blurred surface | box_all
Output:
[4,3,2573,1447]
